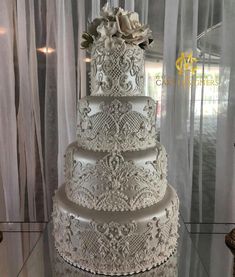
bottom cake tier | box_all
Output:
[52,184,179,276]
[53,247,178,277]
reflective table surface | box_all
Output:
[0,218,234,277]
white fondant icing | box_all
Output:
[53,6,179,275]
[53,184,179,276]
[77,96,156,152]
[54,249,178,276]
[65,142,167,211]
[90,41,144,97]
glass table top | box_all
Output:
[18,218,208,277]
[1,218,234,277]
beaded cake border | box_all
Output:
[55,245,178,276]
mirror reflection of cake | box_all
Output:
[52,3,179,275]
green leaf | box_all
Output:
[82,32,93,43]
[81,40,90,49]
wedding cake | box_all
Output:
[53,4,179,276]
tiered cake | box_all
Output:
[53,4,179,276]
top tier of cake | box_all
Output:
[81,4,153,97]
[90,40,144,96]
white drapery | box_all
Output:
[0,0,234,236]
[56,0,77,185]
[161,0,235,226]
[0,0,20,221]
[215,0,235,223]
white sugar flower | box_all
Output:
[81,4,153,50]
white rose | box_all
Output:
[128,27,151,41]
[97,21,118,38]
[97,21,122,49]
[116,11,140,35]
[83,4,153,50]
[116,11,152,47]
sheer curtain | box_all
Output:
[215,0,235,223]
[0,0,20,221]
[0,0,234,233]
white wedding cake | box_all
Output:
[53,4,179,276]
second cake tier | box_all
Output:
[65,142,167,211]
[77,96,156,152]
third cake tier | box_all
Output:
[65,141,167,211]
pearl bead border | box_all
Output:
[55,244,177,276]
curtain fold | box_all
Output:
[56,0,77,186]
[0,0,20,220]
[124,0,134,11]
[161,0,180,195]
[15,0,47,220]
[91,0,100,20]
[215,0,235,223]
[77,0,87,100]
[44,0,58,216]
[28,0,48,220]
[178,0,202,223]
[16,0,37,220]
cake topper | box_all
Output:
[81,3,153,50]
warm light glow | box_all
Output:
[37,47,55,54]
[84,57,91,63]
[0,27,7,35]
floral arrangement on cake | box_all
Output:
[81,3,153,50]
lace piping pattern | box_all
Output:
[90,41,144,96]
[65,145,168,211]
[52,196,179,275]
[77,98,156,152]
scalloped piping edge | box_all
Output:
[76,138,158,153]
[65,186,167,212]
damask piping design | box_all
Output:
[53,250,178,277]
[65,147,168,211]
[90,41,144,96]
[52,198,179,276]
[77,98,156,152]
